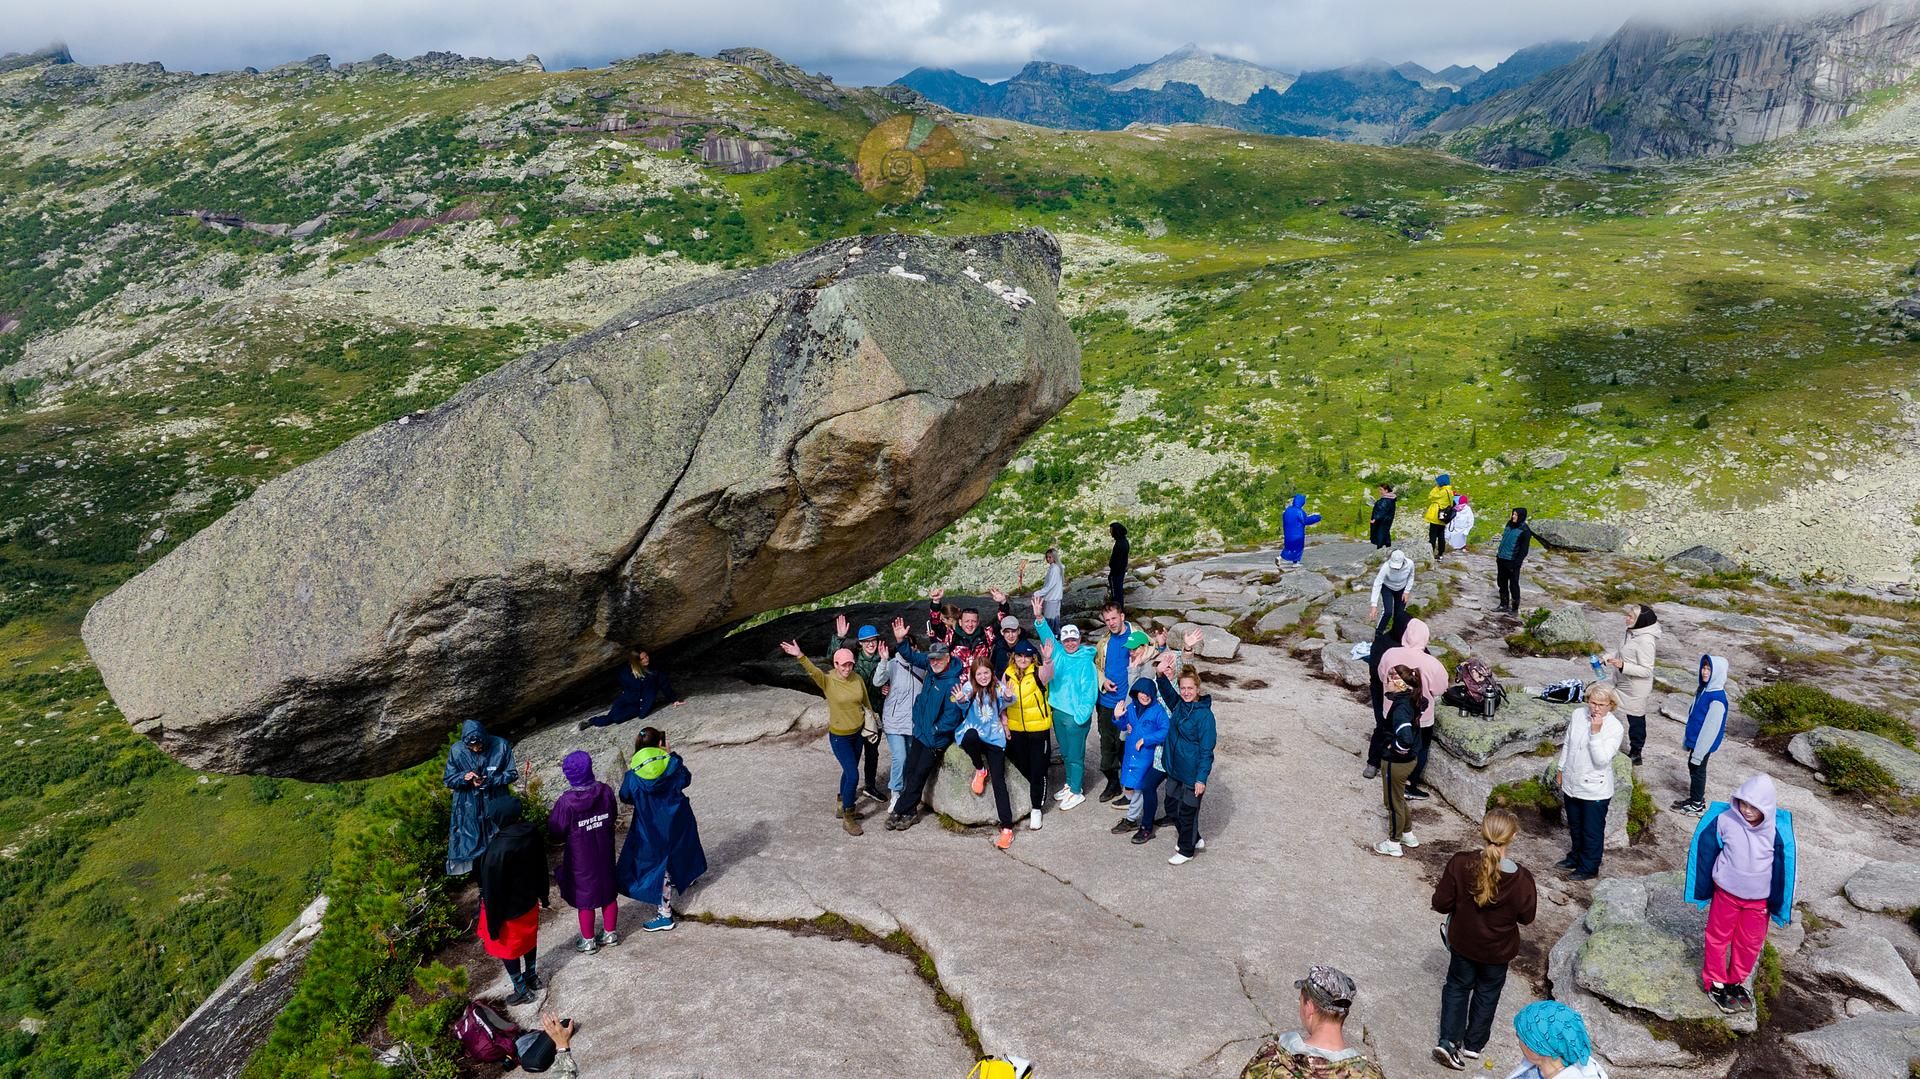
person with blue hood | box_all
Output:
[884,616,967,830]
[616,726,707,933]
[1112,675,1171,845]
[1684,772,1796,1015]
[1278,494,1322,565]
[1424,474,1457,560]
[444,719,519,875]
[1672,655,1730,814]
[1506,1000,1608,1078]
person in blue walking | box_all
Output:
[1277,494,1322,565]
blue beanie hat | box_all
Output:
[1513,1001,1591,1066]
[1437,473,1452,486]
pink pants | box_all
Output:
[1702,890,1769,988]
[577,903,618,939]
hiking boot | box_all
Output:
[1060,792,1087,811]
[1374,840,1403,858]
[1728,983,1755,1011]
[1629,752,1644,766]
[884,814,903,830]
[1404,785,1431,800]
[575,935,599,955]
[1362,764,1380,779]
[1568,870,1598,882]
[1432,1044,1466,1071]
[524,969,542,991]
[508,984,535,1006]
[896,812,921,831]
[970,769,988,796]
[643,914,675,933]
[1130,828,1154,844]
[597,930,620,947]
[1554,856,1578,870]
[863,784,889,804]
[841,807,864,836]
[1111,817,1137,835]
[994,828,1013,850]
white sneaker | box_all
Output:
[1060,792,1087,811]
[1055,784,1073,801]
[1168,852,1192,865]
[1196,838,1206,851]
[1028,808,1044,830]
[1401,832,1419,848]
[1374,840,1403,857]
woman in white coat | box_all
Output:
[1555,683,1624,882]
[1604,605,1660,765]
[1445,495,1476,552]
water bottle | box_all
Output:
[1589,654,1606,680]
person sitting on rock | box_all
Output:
[1377,618,1449,802]
[952,654,1018,850]
[476,795,547,1005]
[578,648,681,730]
[779,638,876,836]
[1672,655,1730,815]
[828,614,890,806]
[1277,493,1322,565]
[549,750,620,955]
[1032,598,1098,811]
[1430,808,1537,1071]
[1507,1000,1608,1078]
[1239,964,1384,1078]
[445,719,519,876]
[1683,773,1796,1016]
[615,727,706,934]
[1000,637,1055,831]
[1369,483,1397,548]
[1112,675,1170,845]
[885,617,966,831]
[1424,473,1457,560]
[1160,658,1215,866]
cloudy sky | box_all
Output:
[9,0,1844,85]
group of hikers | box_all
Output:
[436,489,1797,1077]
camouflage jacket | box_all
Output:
[1240,1034,1386,1079]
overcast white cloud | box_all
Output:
[6,0,1851,86]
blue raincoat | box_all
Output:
[1280,494,1322,563]
[616,751,708,904]
[444,719,517,874]
[1117,678,1169,789]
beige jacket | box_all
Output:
[1613,623,1661,715]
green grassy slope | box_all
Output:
[0,48,1917,1074]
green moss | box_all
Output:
[1505,630,1604,658]
[1488,777,1560,815]
[1753,943,1783,1027]
[1744,682,1914,747]
[1814,742,1898,798]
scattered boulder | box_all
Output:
[1432,693,1562,767]
[1268,572,1335,604]
[1894,296,1920,322]
[1844,860,1920,913]
[1527,518,1623,552]
[1531,606,1599,647]
[1787,1013,1920,1079]
[1787,727,1920,795]
[1569,401,1603,416]
[1253,602,1307,637]
[83,229,1081,781]
[1799,929,1920,1013]
[1666,544,1739,573]
[1546,879,1711,1069]
[1318,639,1370,688]
[1183,609,1234,628]
[929,744,1032,825]
[1529,449,1568,469]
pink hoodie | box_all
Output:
[1379,619,1450,728]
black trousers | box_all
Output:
[1438,953,1509,1054]
[1173,786,1204,855]
[1407,724,1435,788]
[960,731,1013,829]
[1688,756,1712,803]
[1108,569,1126,614]
[891,739,947,816]
[1566,795,1609,875]
[862,736,880,790]
[1369,520,1392,548]
[502,947,537,984]
[1096,702,1123,777]
[1429,522,1446,558]
[1006,729,1052,810]
[1496,556,1523,610]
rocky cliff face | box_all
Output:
[1108,45,1296,103]
[80,229,1081,781]
[1427,0,1920,164]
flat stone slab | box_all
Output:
[1253,602,1308,637]
[1788,726,1920,795]
[1800,928,1920,1013]
[1845,859,1920,913]
[1184,609,1236,628]
[1298,541,1384,572]
[1788,1012,1920,1079]
[1433,693,1563,768]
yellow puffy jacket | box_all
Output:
[1424,484,1456,526]
[1001,662,1053,733]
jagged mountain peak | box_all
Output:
[1108,44,1296,103]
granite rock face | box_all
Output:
[1788,726,1920,795]
[1845,859,1920,913]
[82,229,1081,780]
[1526,519,1625,553]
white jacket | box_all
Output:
[1445,504,1475,549]
[1559,707,1624,801]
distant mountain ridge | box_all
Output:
[1426,0,1920,164]
[1109,43,1296,102]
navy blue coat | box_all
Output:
[1158,676,1218,788]
[616,752,708,904]
[443,719,518,871]
[898,643,966,748]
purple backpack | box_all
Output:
[453,1000,521,1064]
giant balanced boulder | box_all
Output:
[82,229,1081,780]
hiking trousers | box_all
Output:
[960,731,1013,829]
[1006,728,1052,811]
[1496,556,1523,610]
[1383,759,1415,840]
[1438,953,1509,1055]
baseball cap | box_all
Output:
[1013,640,1038,657]
[1295,964,1357,1013]
[1000,614,1020,630]
[1059,624,1081,641]
[856,624,879,641]
[928,642,951,658]
[1124,630,1150,649]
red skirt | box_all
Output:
[478,905,540,959]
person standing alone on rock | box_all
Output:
[1673,655,1730,815]
[445,720,519,876]
[828,615,890,805]
[1278,494,1322,565]
[1239,965,1385,1079]
[1430,809,1537,1071]
[1108,522,1131,613]
[616,727,706,933]
[1033,599,1097,811]
[475,795,547,1005]
[1424,474,1457,560]
[780,638,875,836]
[1374,666,1423,858]
[1603,605,1660,765]
[953,654,1018,850]
[1683,773,1797,1016]
[549,751,620,954]
[1507,1001,1608,1079]
[1494,508,1533,614]
[1161,661,1216,865]
[1555,683,1623,882]
[1369,484,1397,548]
